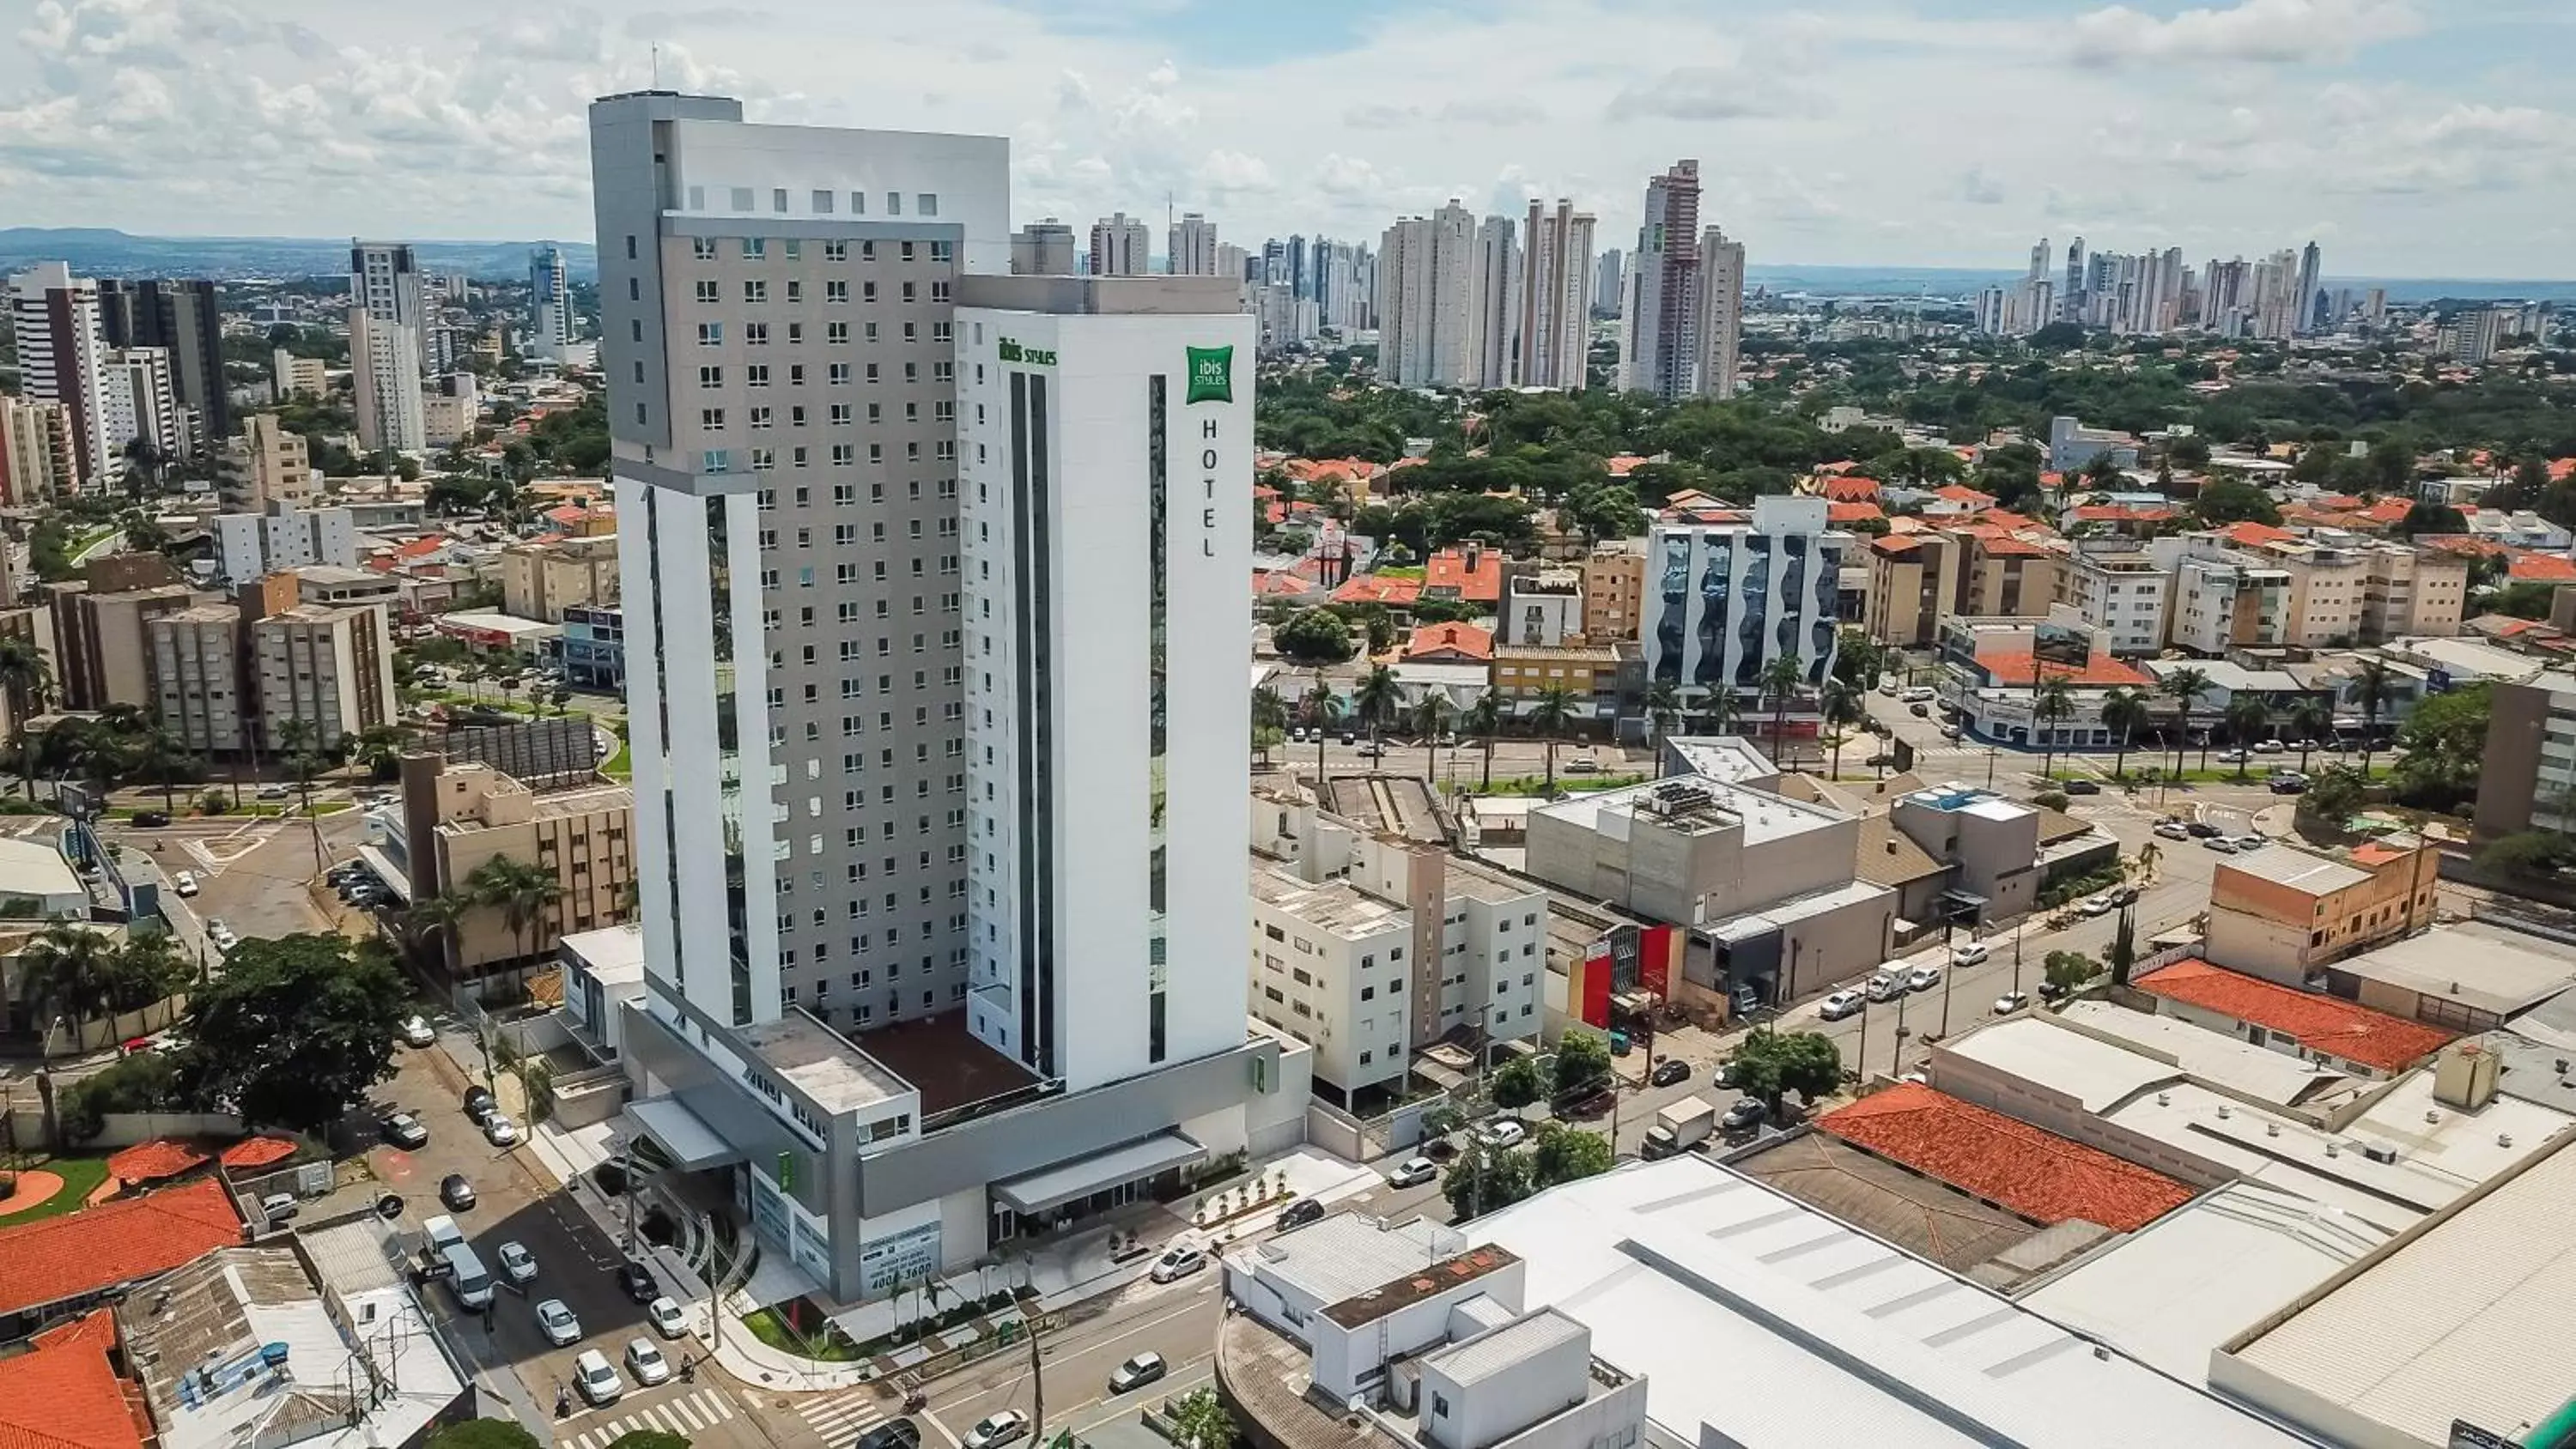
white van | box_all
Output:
[422,1215,465,1254]
[443,1243,494,1311]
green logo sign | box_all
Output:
[1186,345,1234,404]
[998,336,1055,367]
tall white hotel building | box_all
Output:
[588,90,1301,1302]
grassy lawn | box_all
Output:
[3,1155,112,1222]
[1467,772,1649,797]
[740,1301,866,1361]
[602,742,632,780]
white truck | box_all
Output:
[1641,1095,1717,1159]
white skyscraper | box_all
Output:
[1516,198,1596,390]
[529,244,574,360]
[1696,226,1746,398]
[1376,203,1477,389]
[1090,213,1151,276]
[587,90,1301,1307]
[349,242,427,452]
[1618,161,1700,399]
[7,261,113,488]
[1467,215,1519,389]
[956,276,1253,1090]
[1169,213,1218,276]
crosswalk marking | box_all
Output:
[559,1389,738,1449]
[790,1384,900,1441]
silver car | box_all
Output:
[536,1298,580,1347]
[624,1337,671,1386]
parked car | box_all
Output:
[497,1241,538,1285]
[2154,820,2190,840]
[647,1295,687,1337]
[1900,686,1935,703]
[1719,1097,1766,1132]
[573,1349,623,1406]
[2038,979,2074,1002]
[857,1422,924,1449]
[132,809,169,828]
[2270,778,2308,795]
[2185,820,2223,838]
[1649,1058,1691,1088]
[1560,1089,1616,1119]
[2203,836,2241,853]
[1863,971,1907,1003]
[617,1261,658,1303]
[380,1113,428,1149]
[1355,741,1384,758]
[1479,1118,1527,1149]
[171,870,197,895]
[257,785,292,801]
[625,1337,671,1387]
[964,1411,1030,1449]
[2216,748,2251,763]
[1862,752,1898,768]
[2079,894,2117,918]
[400,1015,435,1047]
[1939,724,1965,741]
[439,1174,476,1210]
[1388,1157,1439,1188]
[1952,943,1990,967]
[1908,702,1930,718]
[1109,1351,1169,1394]
[1906,964,1942,993]
[2252,738,2287,754]
[1819,989,1866,1022]
[1995,991,2031,1015]
[1563,755,1601,774]
[2233,834,2268,852]
[1276,1197,1327,1232]
[483,1113,520,1147]
[2063,779,2101,796]
[462,1085,496,1125]
[259,1192,298,1222]
[535,1298,581,1347]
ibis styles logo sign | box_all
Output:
[997,336,1055,367]
[1186,345,1234,404]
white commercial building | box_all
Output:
[349,241,428,453]
[216,502,361,580]
[1643,496,1846,707]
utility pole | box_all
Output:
[1027,1302,1046,1446]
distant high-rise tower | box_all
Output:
[1011,219,1078,276]
[8,262,112,488]
[1697,227,1746,399]
[1285,234,1309,300]
[1517,198,1596,391]
[1169,213,1218,276]
[1376,203,1478,388]
[2063,238,2086,319]
[349,242,426,452]
[1090,213,1150,276]
[2294,240,2324,336]
[1593,247,1624,318]
[528,245,574,361]
[97,277,227,449]
[1468,215,1519,389]
[1618,160,1701,398]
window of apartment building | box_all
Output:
[744,279,768,304]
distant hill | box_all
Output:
[0,228,598,282]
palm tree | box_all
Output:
[270,718,328,874]
[2032,676,2076,784]
[349,724,413,782]
[1352,664,1400,765]
[0,634,52,799]
[402,889,473,982]
[1821,680,1864,778]
[2353,658,2392,777]
[2160,667,2210,779]
[1249,686,1287,769]
[1301,676,1342,782]
[469,854,562,990]
[2223,695,2271,780]
[1528,684,1579,793]
[130,724,185,815]
[1643,680,1683,774]
[2099,688,2151,782]
[1466,689,1504,791]
[2287,698,2335,775]
[20,925,113,1061]
[1412,694,1454,787]
[1759,656,1805,769]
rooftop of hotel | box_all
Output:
[829,1009,1040,1118]
[1534,773,1851,847]
[735,1007,914,1113]
[1252,865,1411,937]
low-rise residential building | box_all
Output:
[1577,544,1644,644]
[2203,837,2439,988]
[271,350,328,400]
[2162,542,2293,653]
[562,602,626,690]
[0,1176,243,1338]
[46,570,197,712]
[2134,957,2455,1078]
[1490,643,1619,721]
[215,501,360,580]
[391,756,635,976]
[2057,538,2169,656]
[1424,544,1504,609]
[1498,567,1583,646]
[501,533,621,622]
[252,601,397,750]
[1937,612,2156,749]
[1249,868,1417,1106]
[215,413,314,512]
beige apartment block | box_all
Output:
[217,414,315,512]
[0,395,76,506]
[252,602,396,749]
[272,349,329,400]
[1865,533,1962,649]
[147,604,250,755]
[1578,546,1646,644]
[398,758,636,975]
[501,534,620,623]
[45,567,197,712]
[2358,544,2468,642]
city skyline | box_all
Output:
[2,0,2571,276]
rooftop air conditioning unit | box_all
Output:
[2362,1142,2398,1164]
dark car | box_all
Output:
[2063,779,2101,796]
[440,1173,476,1210]
[1863,752,1897,768]
[2184,820,2223,838]
[2270,778,2307,795]
[1649,1058,1691,1088]
[132,809,171,827]
[1720,1098,1766,1133]
[857,1422,923,1449]
[617,1261,659,1303]
[1908,702,1930,717]
[1276,1198,1327,1232]
[1561,1088,1617,1119]
[462,1085,497,1125]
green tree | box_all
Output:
[1528,1122,1613,1187]
[2352,659,2394,777]
[1552,1032,1613,1099]
[2479,831,2576,878]
[2108,907,2139,986]
[1352,664,1401,762]
[2287,699,2335,775]
[0,634,53,798]
[1487,1056,1544,1111]
[1413,694,1455,787]
[2160,667,2210,778]
[2299,764,2371,827]
[1727,1030,1843,1112]
[181,934,407,1131]
[2099,688,2151,780]
[427,1422,544,1449]
[1302,676,1342,780]
[2032,676,2075,783]
[1440,1139,1534,1222]
[2223,695,2272,779]
[1832,630,1887,692]
[1249,686,1287,768]
[129,724,186,815]
[1643,679,1683,773]
[2397,501,2469,537]
[348,724,412,782]
[2044,950,2099,996]
[2391,682,2490,810]
[1760,655,1805,769]
[2195,480,2283,526]
[1822,679,1865,778]
[1165,1388,1237,1449]
[1274,608,1355,664]
[20,925,116,1058]
[1528,684,1579,793]
[1466,690,1504,791]
[468,854,562,987]
[605,1434,690,1449]
[2494,580,2559,620]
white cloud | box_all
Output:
[2068,0,2422,68]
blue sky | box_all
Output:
[2,0,2570,276]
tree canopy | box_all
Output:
[1727,1031,1843,1109]
[181,934,409,1131]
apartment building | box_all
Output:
[394,756,636,975]
[501,534,621,621]
[2204,838,2439,990]
[2055,538,2169,656]
[145,604,251,756]
[2356,542,2468,641]
[1578,545,1645,644]
[2162,544,2293,654]
[2474,670,2576,840]
[1864,533,1961,649]
[422,373,482,447]
[1491,643,1619,717]
[252,602,397,749]
[44,563,197,712]
[272,351,328,400]
[216,502,358,581]
[1646,496,1845,711]
[216,414,317,512]
[1249,868,1414,1104]
[0,395,76,505]
[1499,567,1583,646]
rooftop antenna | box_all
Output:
[652,44,662,87]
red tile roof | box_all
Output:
[103,1138,206,1185]
[0,1177,241,1318]
[1870,535,1925,556]
[2071,504,2181,523]
[0,1312,144,1449]
[2508,552,2576,583]
[1974,536,2052,558]
[2358,497,2413,524]
[1402,621,1493,662]
[1820,1082,2193,1232]
[1331,575,1423,608]
[1934,485,1997,506]
[1827,501,1886,525]
[218,1136,297,1170]
[1253,570,1314,599]
[2136,959,2456,1072]
[1604,455,1654,477]
[1424,548,1504,603]
[1973,651,2152,688]
[2218,521,2299,547]
[2553,458,2576,482]
[1285,457,1378,485]
[1820,476,1881,502]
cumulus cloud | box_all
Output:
[1955,165,2007,205]
[1604,63,1814,122]
[2068,0,2421,68]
